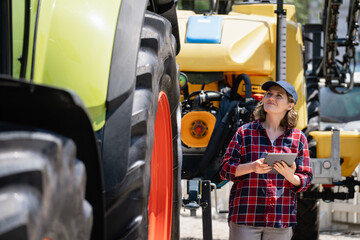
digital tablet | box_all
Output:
[263,153,297,174]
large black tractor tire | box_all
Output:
[135,12,181,240]
[105,11,180,240]
[304,77,320,155]
[0,131,92,240]
[293,77,320,240]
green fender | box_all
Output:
[33,0,121,130]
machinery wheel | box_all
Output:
[106,11,181,240]
[293,77,320,240]
[304,77,320,155]
[0,131,92,240]
[137,11,180,240]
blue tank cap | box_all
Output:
[186,15,223,44]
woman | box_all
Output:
[220,80,312,240]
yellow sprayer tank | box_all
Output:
[310,131,360,177]
[176,3,308,131]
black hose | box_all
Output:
[231,73,252,101]
[193,91,222,106]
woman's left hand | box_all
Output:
[273,161,301,186]
[273,161,296,179]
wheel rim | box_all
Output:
[148,91,173,240]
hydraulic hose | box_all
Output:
[193,91,222,106]
[231,73,253,103]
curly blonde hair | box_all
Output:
[253,93,298,129]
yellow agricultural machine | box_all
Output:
[176,0,360,239]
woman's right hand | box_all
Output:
[252,158,272,174]
[235,158,272,177]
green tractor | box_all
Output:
[0,0,181,239]
[176,0,360,239]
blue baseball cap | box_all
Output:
[262,80,298,104]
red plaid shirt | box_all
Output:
[220,120,312,228]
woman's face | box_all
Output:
[263,85,294,115]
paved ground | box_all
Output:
[179,210,360,240]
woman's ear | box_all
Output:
[287,103,294,111]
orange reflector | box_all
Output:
[181,111,216,148]
[252,93,264,101]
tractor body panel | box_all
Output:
[32,0,122,130]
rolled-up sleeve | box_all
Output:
[291,132,313,192]
[220,129,242,182]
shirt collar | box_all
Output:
[254,119,262,130]
[254,119,293,135]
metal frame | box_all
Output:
[311,130,342,184]
[183,179,214,240]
